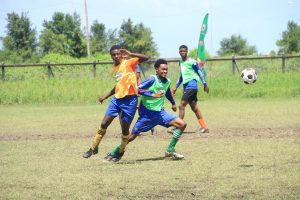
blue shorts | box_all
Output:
[131,103,177,134]
[105,95,138,123]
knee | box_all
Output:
[100,121,107,129]
[179,104,185,110]
[178,120,187,130]
[182,121,187,129]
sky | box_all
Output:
[1,0,299,58]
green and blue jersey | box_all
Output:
[138,75,175,112]
[176,58,207,91]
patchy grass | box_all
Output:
[0,98,299,199]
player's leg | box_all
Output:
[189,101,209,133]
[178,99,188,119]
[104,133,139,162]
[167,96,188,134]
[83,97,120,158]
[83,115,115,158]
[165,117,187,159]
[160,110,187,160]
[105,113,156,162]
[108,96,138,162]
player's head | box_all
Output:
[110,45,122,64]
[154,59,168,79]
[179,45,188,59]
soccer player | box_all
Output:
[124,54,156,134]
[83,45,149,158]
[104,59,187,162]
[136,64,156,135]
[173,45,209,133]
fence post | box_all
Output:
[281,54,286,73]
[93,61,96,78]
[47,62,54,78]
[1,63,4,81]
[232,56,236,74]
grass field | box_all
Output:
[1,98,299,199]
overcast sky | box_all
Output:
[1,0,299,58]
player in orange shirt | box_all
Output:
[83,45,149,159]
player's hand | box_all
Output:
[120,49,130,57]
[172,104,177,112]
[152,90,164,98]
[171,88,177,95]
[98,96,105,104]
[204,85,209,93]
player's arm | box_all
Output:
[98,86,115,104]
[165,87,177,112]
[138,76,165,98]
[192,63,209,93]
[138,76,155,97]
[173,73,183,94]
[120,49,149,63]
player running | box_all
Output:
[104,59,187,162]
[83,45,149,158]
[172,45,209,133]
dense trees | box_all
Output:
[90,20,118,54]
[0,12,299,63]
[0,12,159,62]
[276,21,300,54]
[39,12,87,57]
[1,12,37,62]
[119,19,159,57]
[217,34,257,56]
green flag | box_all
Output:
[197,13,209,78]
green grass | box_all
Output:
[1,72,300,104]
[1,98,299,138]
[0,99,299,199]
[1,138,299,199]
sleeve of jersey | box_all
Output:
[193,63,207,86]
[175,73,183,88]
[138,76,155,97]
[165,87,176,105]
[128,58,140,71]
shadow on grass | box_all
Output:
[114,156,184,165]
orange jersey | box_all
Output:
[112,58,140,99]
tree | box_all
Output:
[2,12,37,60]
[189,48,211,60]
[276,21,300,54]
[217,34,257,56]
[119,18,159,57]
[39,12,86,57]
[90,20,118,54]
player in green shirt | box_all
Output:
[104,59,187,162]
[173,45,209,133]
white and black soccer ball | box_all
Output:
[240,68,257,84]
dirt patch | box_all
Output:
[1,127,299,141]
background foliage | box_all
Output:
[1,12,299,65]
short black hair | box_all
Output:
[179,45,188,50]
[154,59,167,69]
[110,45,121,54]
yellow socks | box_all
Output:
[92,128,106,150]
[119,134,130,153]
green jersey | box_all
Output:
[179,58,200,85]
[141,75,171,111]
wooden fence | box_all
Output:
[1,54,300,81]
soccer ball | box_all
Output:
[240,68,257,84]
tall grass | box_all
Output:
[0,72,299,104]
[1,57,299,104]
